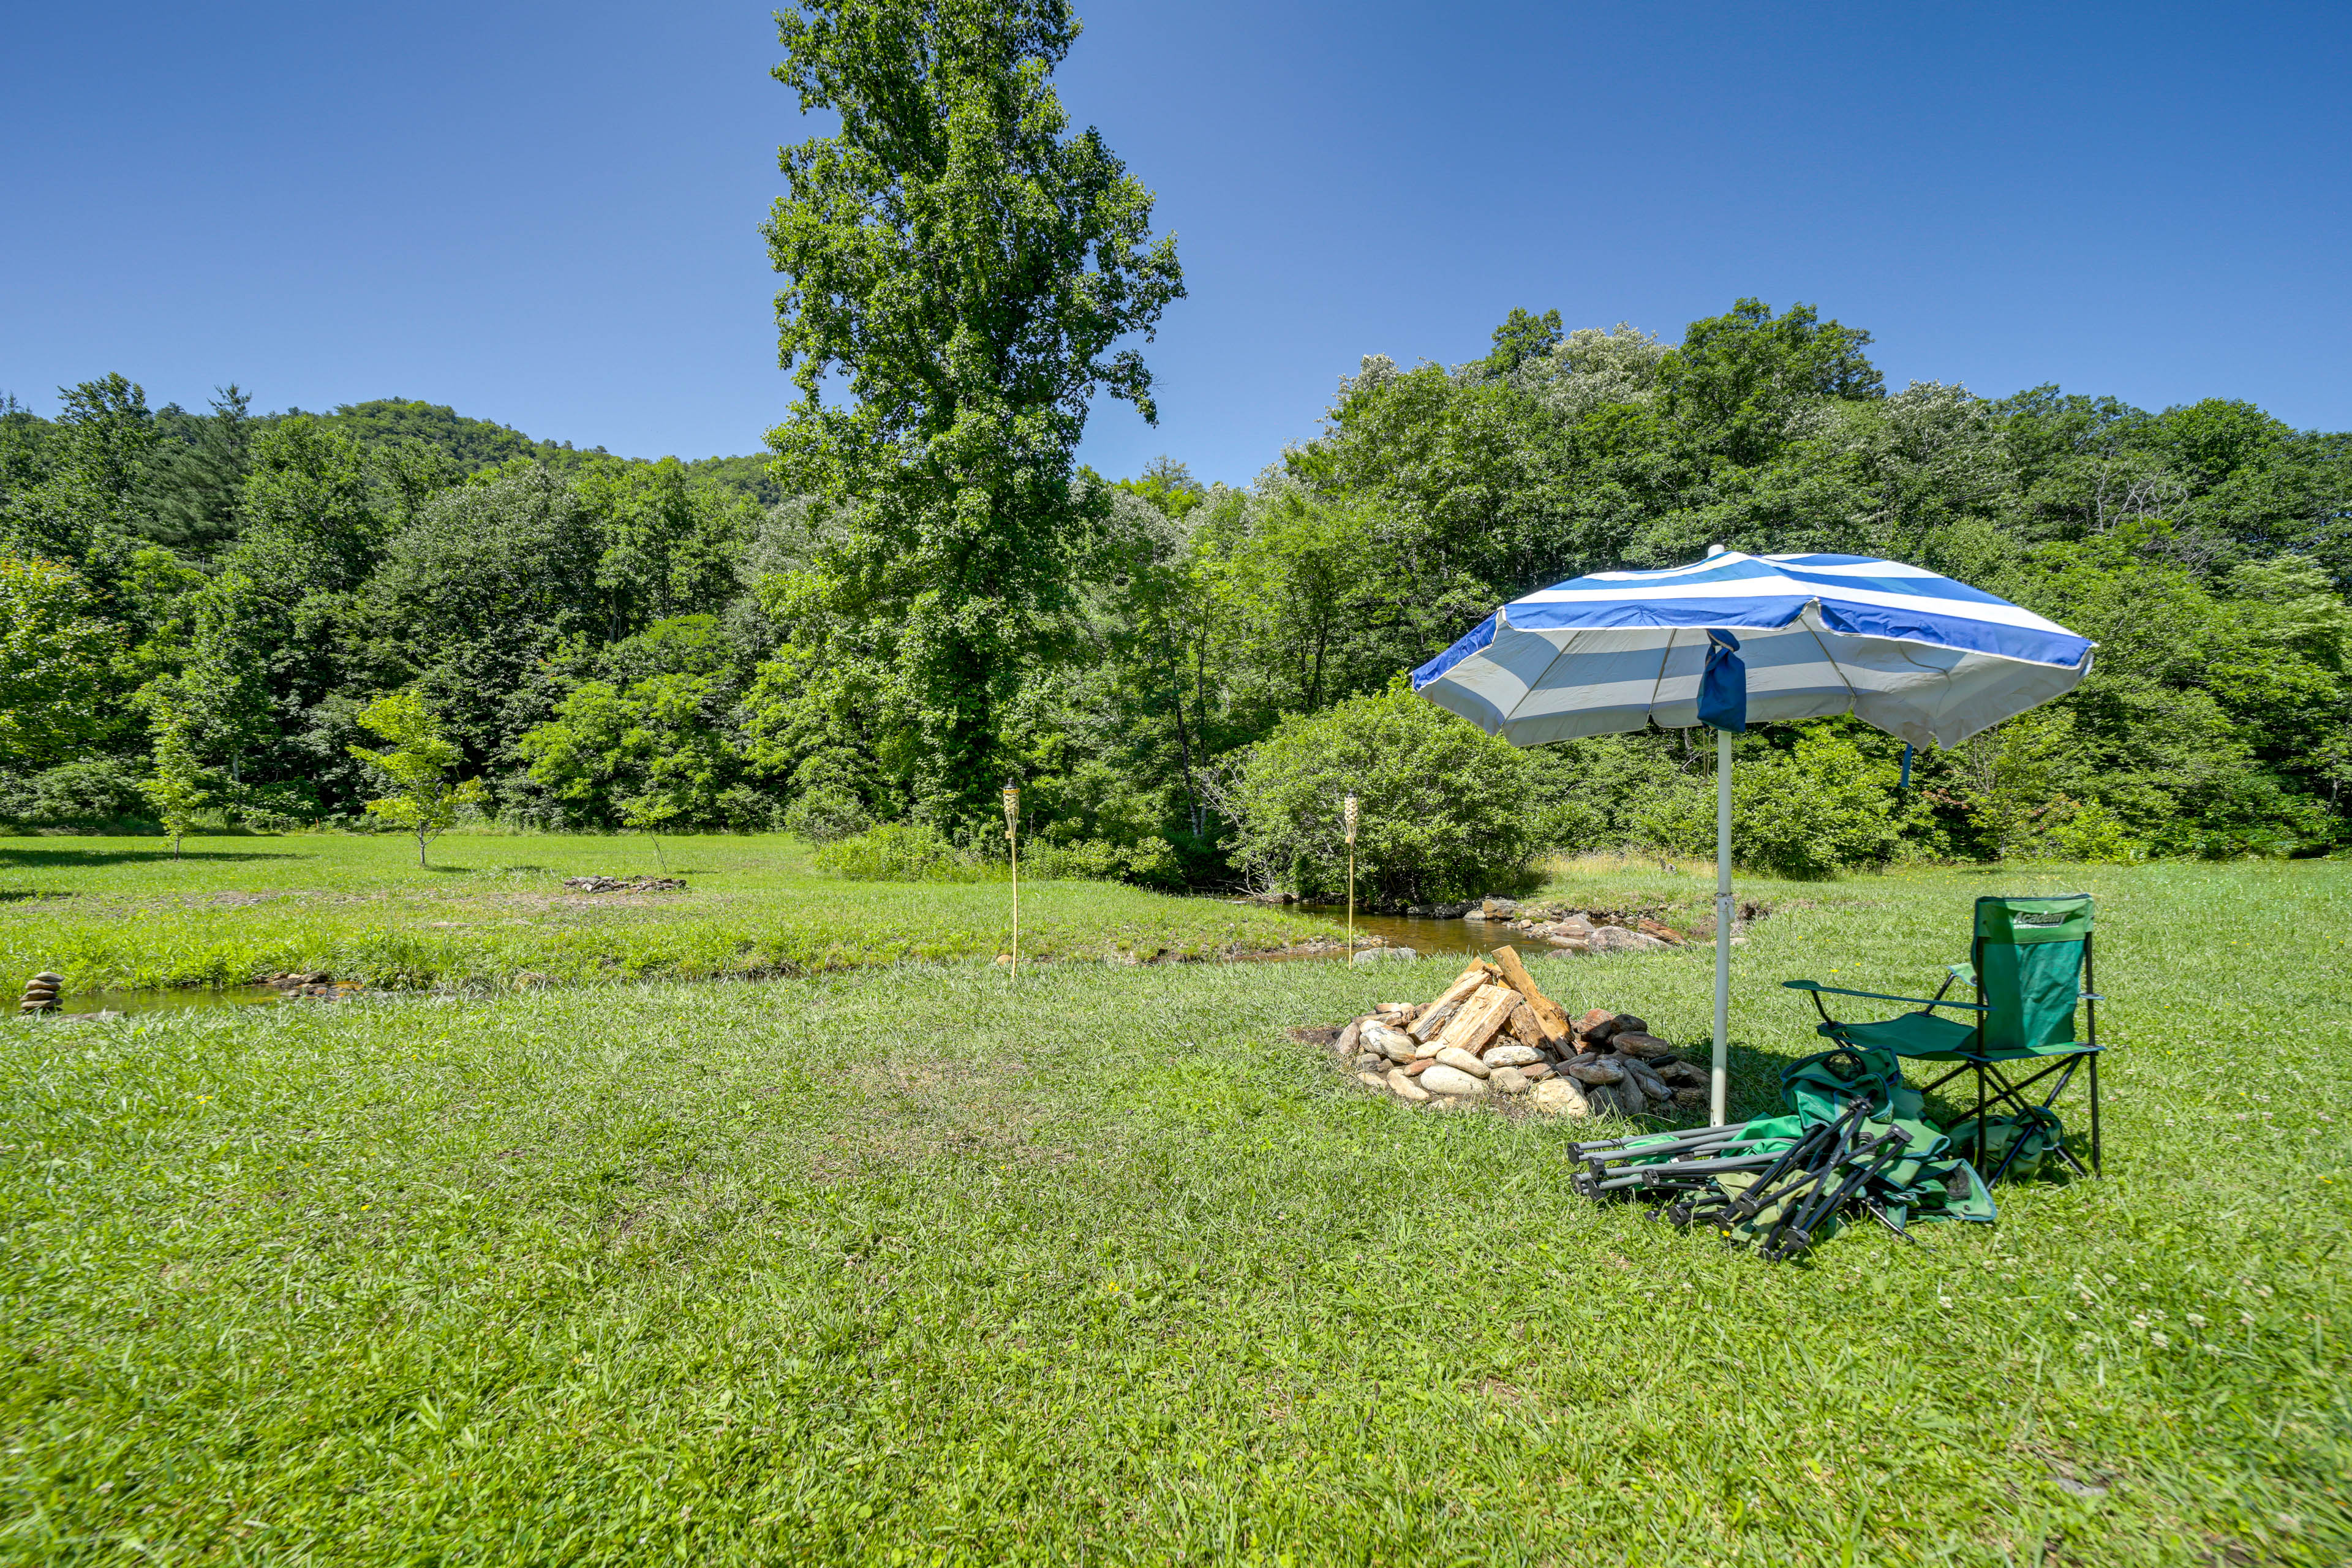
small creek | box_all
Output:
[45,986,284,1017]
[24,914,1530,1014]
[1283,909,1525,959]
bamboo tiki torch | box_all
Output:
[1343,792,1359,962]
[1002,785,1020,983]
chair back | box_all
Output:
[1972,895,2092,1052]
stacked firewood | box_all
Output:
[1330,948,1711,1116]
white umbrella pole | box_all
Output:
[1711,728,1732,1126]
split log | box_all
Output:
[1410,965,1492,1042]
[1488,946,1570,1043]
[1435,984,1518,1055]
[1504,1001,1548,1049]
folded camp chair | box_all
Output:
[1781,895,2104,1178]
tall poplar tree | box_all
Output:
[763,0,1183,826]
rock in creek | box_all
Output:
[1588,926,1669,953]
[1488,1066,1530,1096]
[1480,1042,1544,1069]
[1419,1063,1488,1097]
[1353,946,1417,965]
[1433,1046,1491,1079]
[1387,1068,1433,1102]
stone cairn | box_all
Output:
[1325,948,1712,1116]
[18,972,64,1016]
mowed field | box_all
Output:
[1,843,2346,1564]
[0,833,1334,993]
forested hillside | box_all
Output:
[4,298,2349,878]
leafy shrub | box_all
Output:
[1615,727,1900,880]
[784,784,872,843]
[18,759,154,826]
[810,821,1178,885]
[2041,798,2143,862]
[1024,835,1183,885]
[1734,731,1902,878]
[812,821,986,881]
[1221,687,1538,905]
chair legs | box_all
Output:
[1915,1055,2101,1179]
[2089,1052,2101,1176]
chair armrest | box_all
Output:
[2080,992,2105,1001]
[1781,979,1989,1012]
[1947,961,1977,984]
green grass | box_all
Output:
[0,832,1336,993]
[1,858,2347,1563]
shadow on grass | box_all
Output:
[0,846,301,870]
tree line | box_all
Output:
[5,0,2348,884]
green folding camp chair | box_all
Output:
[1781,894,2105,1178]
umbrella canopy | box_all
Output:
[1411,549,2093,748]
[1410,548,2095,1125]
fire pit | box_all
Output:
[1312,947,1710,1117]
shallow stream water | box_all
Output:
[1283,909,1528,959]
[21,913,1528,1013]
[43,986,283,1017]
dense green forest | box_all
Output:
[6,307,2346,886]
[6,0,2348,888]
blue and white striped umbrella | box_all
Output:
[1409,548,2095,1124]
[1411,549,2095,748]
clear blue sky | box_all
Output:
[4,1,2347,484]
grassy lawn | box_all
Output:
[0,832,1335,993]
[1,856,2346,1563]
